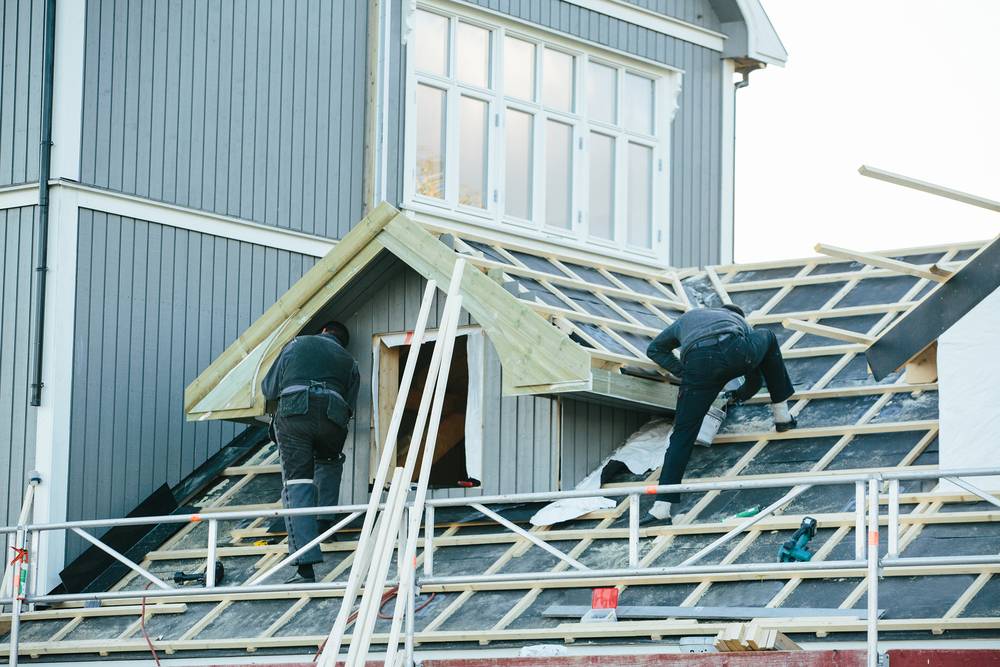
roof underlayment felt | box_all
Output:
[4,221,999,660]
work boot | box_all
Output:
[284,564,316,585]
[640,500,673,526]
[775,417,798,433]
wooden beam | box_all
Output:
[0,604,187,623]
[904,341,938,384]
[781,319,875,345]
[814,243,946,282]
[859,164,1000,214]
[571,367,678,412]
[711,419,938,444]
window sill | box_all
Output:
[402,201,672,272]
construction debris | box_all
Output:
[714,621,802,652]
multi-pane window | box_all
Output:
[408,5,674,258]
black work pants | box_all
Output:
[274,395,348,565]
[657,330,794,503]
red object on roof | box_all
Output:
[591,587,619,610]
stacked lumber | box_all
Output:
[714,621,801,652]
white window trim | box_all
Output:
[403,0,682,268]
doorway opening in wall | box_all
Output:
[373,327,484,489]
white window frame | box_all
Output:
[402,0,682,266]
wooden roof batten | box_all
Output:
[184,202,681,422]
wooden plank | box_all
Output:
[742,382,937,405]
[0,604,187,623]
[781,318,876,345]
[904,341,938,384]
[858,165,1000,214]
[815,243,946,282]
[711,419,938,444]
[572,367,678,412]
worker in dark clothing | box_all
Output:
[644,304,796,525]
[262,321,360,583]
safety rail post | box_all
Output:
[423,505,434,577]
[8,526,26,667]
[867,477,880,667]
[628,493,639,568]
[855,481,866,561]
[28,528,40,611]
[205,519,219,588]
[887,479,900,558]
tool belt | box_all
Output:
[277,382,351,427]
[681,331,742,363]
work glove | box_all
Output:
[723,390,741,407]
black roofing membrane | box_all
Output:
[728,265,804,283]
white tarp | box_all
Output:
[530,419,673,526]
[939,286,1000,490]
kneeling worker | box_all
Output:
[262,321,360,583]
[644,304,796,525]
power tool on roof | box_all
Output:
[173,560,225,586]
[778,517,818,563]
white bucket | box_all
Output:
[695,405,727,447]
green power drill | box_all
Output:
[778,517,818,563]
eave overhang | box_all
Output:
[866,234,1000,380]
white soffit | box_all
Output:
[736,0,787,66]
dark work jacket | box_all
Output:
[261,333,360,426]
[646,308,752,376]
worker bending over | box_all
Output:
[262,321,360,583]
[644,304,796,525]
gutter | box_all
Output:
[29,0,57,407]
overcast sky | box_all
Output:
[733,0,1000,263]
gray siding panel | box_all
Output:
[79,0,369,239]
[0,206,39,526]
[620,0,721,31]
[68,210,317,558]
[411,0,725,268]
[0,0,45,187]
[559,399,648,488]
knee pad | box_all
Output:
[283,479,318,509]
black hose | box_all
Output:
[29,0,57,407]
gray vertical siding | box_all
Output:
[560,399,649,488]
[338,264,560,503]
[407,0,725,268]
[0,0,45,187]
[0,206,38,527]
[620,0,721,31]
[68,210,317,558]
[79,0,369,239]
